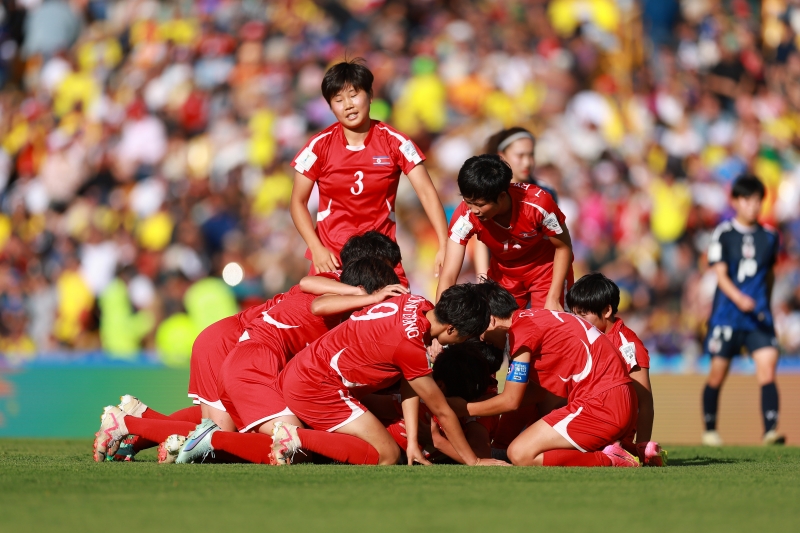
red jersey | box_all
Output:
[606,318,650,373]
[508,309,630,403]
[448,183,566,270]
[293,120,425,261]
[286,294,434,396]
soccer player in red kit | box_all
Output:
[465,308,640,467]
[437,154,573,311]
[289,58,449,283]
[271,285,508,466]
[566,272,667,466]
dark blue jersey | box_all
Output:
[707,219,779,331]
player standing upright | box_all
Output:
[290,58,449,283]
[702,175,784,446]
[437,155,573,310]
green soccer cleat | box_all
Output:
[176,419,219,464]
[159,434,187,464]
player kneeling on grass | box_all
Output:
[566,272,667,466]
[272,284,508,466]
[464,307,640,467]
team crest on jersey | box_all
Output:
[373,156,391,165]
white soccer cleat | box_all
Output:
[176,419,219,464]
[763,430,786,446]
[270,421,302,465]
[117,394,148,418]
[158,434,187,464]
[93,406,129,462]
[702,430,724,447]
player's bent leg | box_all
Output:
[255,414,304,436]
[200,404,236,432]
[506,419,575,466]
[333,411,401,465]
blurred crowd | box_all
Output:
[1,0,800,366]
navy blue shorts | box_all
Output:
[705,325,778,359]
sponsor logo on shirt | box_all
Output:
[373,155,391,165]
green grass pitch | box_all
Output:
[1,440,799,533]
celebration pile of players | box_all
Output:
[92,58,783,468]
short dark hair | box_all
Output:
[566,272,620,317]
[435,283,491,338]
[473,278,518,319]
[461,337,504,375]
[457,154,513,203]
[731,175,766,199]
[340,231,401,268]
[321,58,374,105]
[485,127,535,154]
[433,345,491,402]
[340,257,399,294]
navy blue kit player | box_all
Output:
[702,175,784,446]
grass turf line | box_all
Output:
[1,440,799,533]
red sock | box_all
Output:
[542,449,611,467]
[141,407,169,420]
[297,429,380,465]
[166,406,202,423]
[124,417,196,445]
[210,432,273,464]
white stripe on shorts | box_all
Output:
[551,406,586,452]
[327,390,366,432]
[239,407,295,433]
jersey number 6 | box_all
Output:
[351,171,364,195]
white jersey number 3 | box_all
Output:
[351,171,364,195]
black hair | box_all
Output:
[473,278,518,319]
[340,257,399,295]
[461,338,504,375]
[321,58,374,105]
[457,154,513,203]
[434,283,491,338]
[432,345,491,402]
[485,126,535,154]
[731,174,766,199]
[566,272,620,317]
[340,231,402,268]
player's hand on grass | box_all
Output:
[434,246,446,278]
[311,245,340,273]
[544,296,564,312]
[735,293,756,313]
[427,338,443,363]
[475,458,511,466]
[406,441,432,465]
[372,284,409,303]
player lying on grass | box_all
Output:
[462,306,640,467]
[566,272,667,466]
[93,257,403,462]
[171,258,406,464]
[290,58,449,283]
[436,154,573,311]
[702,175,785,446]
[185,231,403,433]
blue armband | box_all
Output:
[506,361,530,383]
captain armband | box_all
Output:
[506,361,530,384]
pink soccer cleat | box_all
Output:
[602,442,641,467]
[637,441,668,467]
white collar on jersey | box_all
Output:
[345,145,366,151]
[731,218,757,234]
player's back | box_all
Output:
[292,293,434,394]
[708,220,779,330]
[509,309,630,403]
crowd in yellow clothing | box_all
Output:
[1,1,800,365]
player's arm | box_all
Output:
[435,239,467,302]
[408,374,507,466]
[406,164,449,278]
[544,223,573,312]
[712,261,755,312]
[310,284,409,316]
[400,379,430,465]
[299,276,364,296]
[467,349,532,417]
[290,172,339,273]
[474,241,490,281]
[629,367,654,443]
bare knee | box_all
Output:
[507,440,536,466]
[377,443,401,465]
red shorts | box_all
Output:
[280,364,367,432]
[217,339,291,432]
[542,383,637,452]
[188,315,243,410]
[308,262,409,289]
[489,261,574,309]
